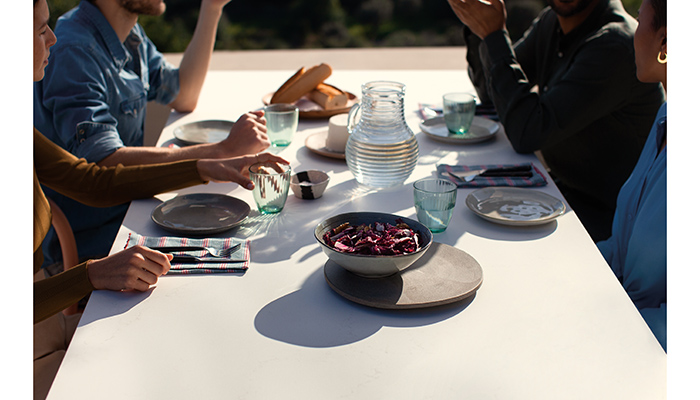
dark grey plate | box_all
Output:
[151,193,250,235]
[173,120,234,145]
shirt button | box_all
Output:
[80,138,85,143]
[543,86,549,92]
[558,52,563,58]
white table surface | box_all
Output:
[47,70,666,400]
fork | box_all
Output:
[148,243,241,258]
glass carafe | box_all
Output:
[345,81,419,188]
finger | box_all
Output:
[256,153,289,165]
[137,246,172,276]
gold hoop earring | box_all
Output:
[657,51,667,64]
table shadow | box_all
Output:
[76,288,154,328]
[254,267,474,348]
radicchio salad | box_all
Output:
[322,220,421,255]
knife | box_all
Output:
[446,165,532,182]
[170,255,248,263]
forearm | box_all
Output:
[98,142,232,167]
[169,1,226,112]
[464,26,494,107]
[34,261,94,324]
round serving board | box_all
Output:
[324,242,483,309]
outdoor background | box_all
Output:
[47,0,643,53]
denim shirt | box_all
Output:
[34,0,179,161]
[597,103,667,351]
[33,0,180,264]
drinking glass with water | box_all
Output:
[413,178,457,233]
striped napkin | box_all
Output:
[124,233,249,274]
[436,162,547,188]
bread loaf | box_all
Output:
[309,83,348,110]
[270,63,333,104]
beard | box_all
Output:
[120,0,166,16]
[546,0,596,17]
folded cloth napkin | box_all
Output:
[124,233,249,274]
[436,162,547,188]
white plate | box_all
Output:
[304,131,345,159]
[420,116,498,144]
[173,120,233,145]
[152,193,250,235]
[466,187,565,226]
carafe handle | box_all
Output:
[347,103,361,134]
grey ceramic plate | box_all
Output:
[466,187,565,226]
[151,193,250,235]
[324,242,483,309]
[420,116,498,144]
[173,120,233,145]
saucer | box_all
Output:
[420,116,499,144]
[305,131,345,160]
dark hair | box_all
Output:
[650,0,666,30]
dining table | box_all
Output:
[46,69,667,399]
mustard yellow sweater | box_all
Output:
[34,128,204,323]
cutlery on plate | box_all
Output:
[170,255,247,263]
[149,243,241,258]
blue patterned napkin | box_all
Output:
[124,233,249,274]
[436,162,547,188]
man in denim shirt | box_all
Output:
[34,0,270,265]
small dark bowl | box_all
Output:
[291,170,330,200]
[314,212,433,278]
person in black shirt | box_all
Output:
[447,0,665,242]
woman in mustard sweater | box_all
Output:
[33,0,287,396]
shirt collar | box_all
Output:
[557,0,610,43]
[76,0,144,70]
[655,104,667,152]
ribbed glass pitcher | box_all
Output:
[345,81,419,188]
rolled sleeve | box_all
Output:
[74,121,124,163]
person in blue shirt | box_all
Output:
[597,0,667,351]
[34,0,271,266]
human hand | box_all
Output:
[219,110,270,157]
[196,152,290,189]
[447,0,507,40]
[86,246,173,292]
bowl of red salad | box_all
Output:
[315,212,433,278]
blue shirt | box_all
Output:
[597,102,667,351]
[33,0,180,263]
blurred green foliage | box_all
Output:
[47,0,645,53]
